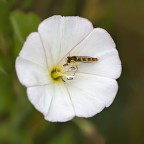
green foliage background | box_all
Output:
[0,0,144,144]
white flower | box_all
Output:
[15,15,122,122]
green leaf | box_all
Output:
[10,11,41,57]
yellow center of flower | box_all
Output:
[50,66,63,83]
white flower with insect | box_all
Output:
[15,15,122,122]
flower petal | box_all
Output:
[66,73,118,117]
[77,50,121,79]
[27,84,54,115]
[70,28,121,79]
[19,32,48,69]
[71,28,116,56]
[16,57,50,87]
[44,84,75,122]
[38,15,93,66]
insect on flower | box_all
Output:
[15,15,122,122]
[63,55,99,80]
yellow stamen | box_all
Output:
[50,66,63,84]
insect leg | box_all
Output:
[69,61,78,76]
[73,62,78,76]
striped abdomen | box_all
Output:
[71,56,98,63]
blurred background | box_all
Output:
[0,0,144,144]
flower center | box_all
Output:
[50,67,62,82]
[50,65,76,83]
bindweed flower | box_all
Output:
[15,15,122,122]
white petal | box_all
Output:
[45,84,75,122]
[69,28,121,79]
[38,15,93,66]
[19,32,48,69]
[77,50,122,79]
[27,84,54,115]
[71,28,116,56]
[16,57,50,87]
[66,73,118,117]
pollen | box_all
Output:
[50,66,63,83]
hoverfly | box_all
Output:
[63,56,98,79]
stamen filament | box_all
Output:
[56,69,75,80]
